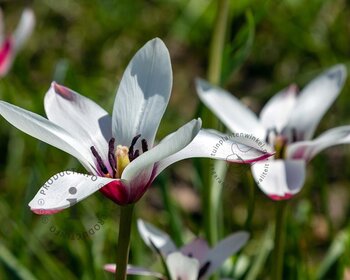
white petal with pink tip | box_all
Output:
[251,159,306,199]
[44,83,112,174]
[155,129,273,177]
[287,125,350,161]
[103,264,164,278]
[29,172,118,214]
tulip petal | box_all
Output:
[28,172,117,214]
[112,38,172,148]
[103,264,164,278]
[287,125,350,161]
[0,101,96,172]
[251,159,306,200]
[121,119,201,202]
[0,38,13,77]
[154,129,273,177]
[166,252,200,280]
[200,232,249,279]
[137,219,176,257]
[285,65,347,141]
[44,82,112,174]
[196,78,265,138]
[180,238,210,265]
[260,84,298,133]
[13,8,35,52]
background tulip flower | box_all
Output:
[197,64,348,200]
[0,8,35,77]
[104,219,249,280]
[0,38,271,214]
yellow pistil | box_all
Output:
[274,135,287,159]
[116,145,130,178]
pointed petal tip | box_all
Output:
[30,208,63,215]
[326,64,347,87]
[288,83,299,93]
[147,37,168,53]
[236,230,250,241]
[21,8,35,21]
[194,118,202,130]
[52,82,74,100]
[137,218,144,227]
[152,37,163,44]
[104,264,116,273]
[195,78,211,92]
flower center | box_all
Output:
[115,145,130,178]
[90,134,148,178]
[274,135,287,159]
[266,127,298,159]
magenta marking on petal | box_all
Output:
[104,264,116,273]
[0,38,13,75]
[268,193,294,201]
[99,180,132,205]
[287,83,299,95]
[31,208,63,215]
[53,82,75,101]
[290,147,307,160]
[226,151,274,164]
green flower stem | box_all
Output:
[115,204,134,280]
[244,173,256,231]
[208,0,230,85]
[272,201,288,280]
[203,0,230,247]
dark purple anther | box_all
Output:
[108,138,116,177]
[291,127,298,143]
[141,139,148,153]
[128,134,141,160]
[91,146,109,175]
[132,150,139,160]
[265,127,278,144]
[198,261,211,279]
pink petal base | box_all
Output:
[99,176,154,205]
[268,193,294,201]
[99,180,134,205]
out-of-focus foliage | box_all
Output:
[0,0,349,279]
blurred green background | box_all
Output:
[0,0,350,279]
